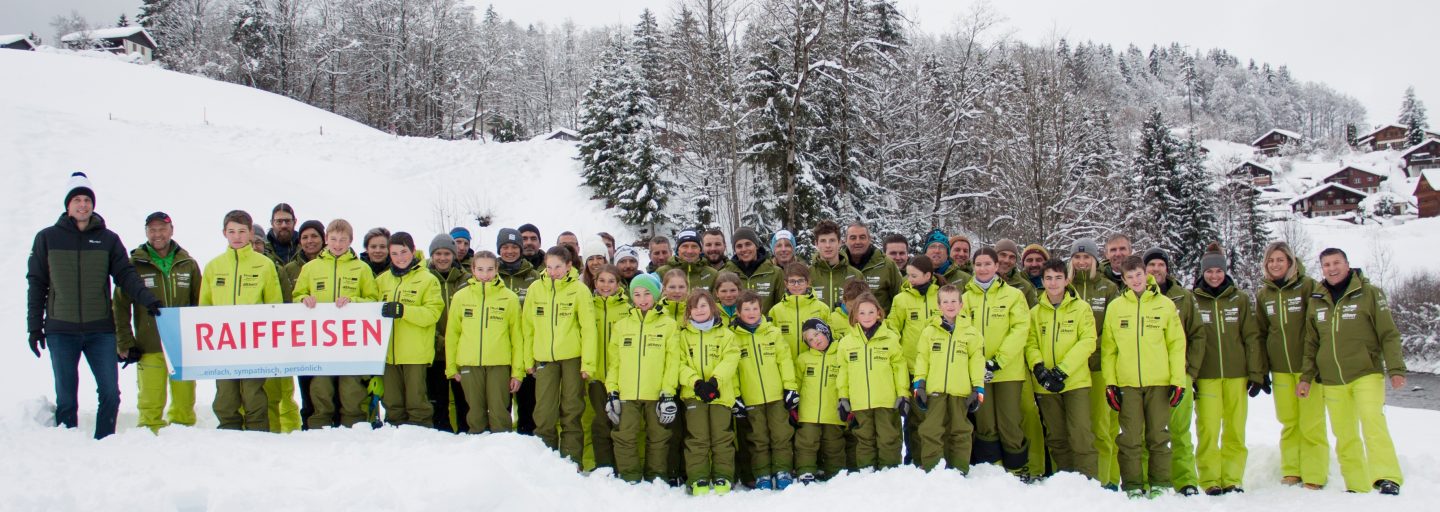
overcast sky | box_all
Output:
[2,0,1431,127]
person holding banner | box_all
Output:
[376,232,445,427]
[114,211,202,432]
[293,219,379,428]
[199,210,285,431]
[445,251,525,433]
[524,246,598,465]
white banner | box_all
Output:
[156,302,393,380]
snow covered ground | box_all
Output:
[1,50,1436,511]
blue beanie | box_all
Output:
[924,228,950,253]
[630,273,662,300]
[449,227,472,242]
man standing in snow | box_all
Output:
[202,211,285,431]
[702,228,729,271]
[266,203,300,265]
[1297,248,1406,495]
[518,223,545,269]
[28,172,163,439]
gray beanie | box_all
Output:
[497,228,521,251]
[429,233,457,257]
[1200,243,1227,273]
[1070,238,1100,259]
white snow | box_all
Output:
[0,33,31,45]
[0,48,1435,512]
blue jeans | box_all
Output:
[48,332,121,439]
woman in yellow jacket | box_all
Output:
[444,251,524,433]
[962,248,1032,473]
[659,269,689,324]
[376,232,446,427]
[292,219,379,429]
[794,318,845,483]
[1192,247,1265,495]
[912,284,986,473]
[1101,256,1187,498]
[523,246,598,465]
[835,293,908,470]
[586,264,631,470]
[603,273,681,483]
[1255,242,1327,489]
[887,256,945,465]
[732,290,800,490]
[676,289,741,495]
[1026,259,1097,479]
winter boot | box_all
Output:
[798,473,817,485]
[1375,480,1400,496]
[1176,485,1199,496]
[690,480,712,496]
[712,478,732,495]
[755,475,774,490]
[776,472,794,490]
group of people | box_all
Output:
[28,172,1408,498]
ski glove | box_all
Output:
[731,398,747,419]
[380,301,405,319]
[1248,375,1272,397]
[119,348,142,369]
[657,396,678,425]
[966,387,985,413]
[28,330,45,358]
[984,359,1000,383]
[604,392,621,425]
[694,377,720,403]
[895,396,910,417]
[1043,368,1068,393]
[1169,385,1185,407]
[837,398,855,426]
[1105,385,1122,412]
[146,300,164,318]
[1032,363,1048,383]
[783,389,800,413]
[912,380,929,411]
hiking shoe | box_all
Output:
[1147,488,1166,499]
[1205,487,1224,496]
[1126,489,1147,499]
[1303,483,1324,490]
[798,473,817,485]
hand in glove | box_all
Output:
[966,387,985,413]
[984,359,1000,383]
[657,396,678,425]
[1248,375,1272,397]
[895,396,910,417]
[1105,385,1122,412]
[1043,368,1068,393]
[380,301,405,319]
[731,398,748,419]
[912,380,928,411]
[783,389,800,412]
[837,398,855,426]
[119,348,142,369]
[28,330,46,358]
[1169,385,1185,407]
[694,377,720,403]
[146,300,164,317]
[604,392,622,425]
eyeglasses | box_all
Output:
[786,279,809,285]
[273,218,295,225]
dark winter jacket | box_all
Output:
[265,230,301,266]
[28,213,159,335]
[847,245,903,312]
[1301,270,1406,386]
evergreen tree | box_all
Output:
[117,14,130,28]
[1399,86,1429,147]
[576,42,628,203]
[630,9,665,107]
[1130,108,1181,252]
[1171,137,1220,278]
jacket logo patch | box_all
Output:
[910,311,919,320]
[622,337,633,347]
[780,325,790,334]
[316,281,327,291]
[216,277,226,287]
[740,348,750,358]
[143,275,156,288]
[1316,310,1326,322]
[463,308,474,318]
[535,306,545,316]
[932,342,943,351]
[1120,319,1130,329]
[806,367,816,376]
[848,352,859,362]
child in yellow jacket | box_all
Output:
[444,251,524,433]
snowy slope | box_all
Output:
[0,51,1435,511]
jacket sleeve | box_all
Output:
[677,333,701,388]
[261,262,284,305]
[276,263,294,304]
[109,234,160,308]
[778,330,798,391]
[1063,305,1098,377]
[190,265,203,307]
[1024,307,1043,368]
[835,336,850,400]
[576,287,599,376]
[1101,305,1118,387]
[716,334,742,400]
[1299,302,1320,383]
[507,294,526,380]
[1165,305,1187,388]
[401,275,444,329]
[291,263,313,303]
[1241,295,1266,383]
[890,337,908,399]
[663,332,683,397]
[113,287,136,353]
[1372,288,1407,376]
[884,301,905,341]
[995,292,1031,370]
[521,283,537,371]
[444,293,463,378]
[26,232,50,334]
[912,328,930,382]
[357,269,380,303]
[968,326,987,389]
[604,320,622,394]
[198,261,214,307]
[1180,298,1206,380]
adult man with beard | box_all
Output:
[845,222,902,312]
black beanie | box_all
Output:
[518,223,540,237]
[801,318,833,343]
[298,220,325,240]
[1141,247,1170,269]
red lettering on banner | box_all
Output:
[218,323,236,350]
[341,319,356,346]
[271,321,288,347]
[362,320,381,346]
[322,320,337,346]
[196,323,215,350]
[309,320,317,346]
[251,321,266,349]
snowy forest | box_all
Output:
[116,0,1370,285]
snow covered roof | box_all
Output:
[530,128,580,141]
[60,26,156,48]
[0,34,32,45]
[1326,164,1386,180]
[1289,182,1369,205]
[1234,160,1275,174]
[1420,169,1440,188]
[1400,138,1440,158]
[1251,128,1302,146]
[1357,123,1406,141]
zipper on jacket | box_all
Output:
[635,312,647,400]
[1328,286,1362,385]
[751,330,770,402]
[943,327,956,390]
[232,249,242,305]
[549,279,558,362]
[864,330,873,408]
[389,277,404,363]
[816,348,828,421]
[1277,287,1293,373]
[1213,297,1226,378]
[478,285,488,366]
[1135,291,1144,386]
[1050,305,1061,371]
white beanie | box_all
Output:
[64,171,95,207]
[615,245,641,262]
[582,234,609,263]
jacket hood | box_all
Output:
[55,212,105,233]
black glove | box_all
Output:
[1248,375,1272,397]
[604,392,622,424]
[119,348,142,369]
[1169,385,1185,407]
[895,396,910,417]
[731,398,747,419]
[966,387,984,413]
[146,300,164,317]
[28,330,46,358]
[837,397,854,425]
[657,396,678,425]
[1043,368,1068,393]
[1105,385,1121,411]
[694,377,720,403]
[984,359,1000,382]
[380,301,405,318]
[912,380,928,411]
[783,389,800,413]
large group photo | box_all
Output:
[2,0,1439,510]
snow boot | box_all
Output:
[776,472,794,490]
[1177,485,1199,496]
[1147,488,1165,499]
[1375,480,1400,496]
[798,473,817,485]
[1280,476,1301,486]
[712,478,733,495]
[1125,489,1147,499]
[690,480,712,496]
[755,476,774,490]
[1205,486,1224,496]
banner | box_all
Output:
[156,302,393,380]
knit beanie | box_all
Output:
[924,228,950,253]
[676,229,701,250]
[497,228,521,251]
[802,318,833,344]
[64,171,95,207]
[770,230,795,252]
[1021,243,1049,261]
[994,238,1020,256]
[1141,247,1170,270]
[1070,238,1100,259]
[298,220,325,240]
[615,244,640,263]
[733,227,762,250]
[428,233,456,257]
[1200,242,1227,273]
[449,227,472,242]
[582,234,609,263]
[630,273,662,300]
